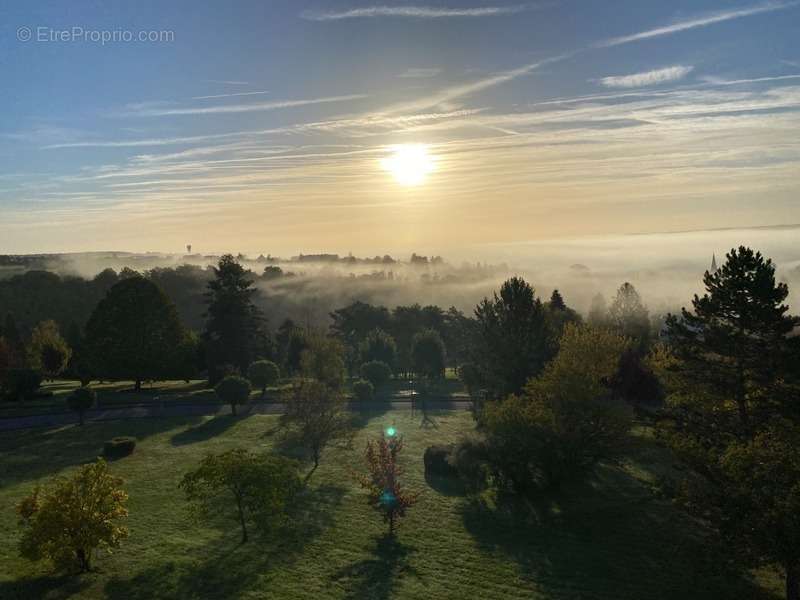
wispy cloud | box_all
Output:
[599,65,694,88]
[398,68,442,78]
[203,79,250,86]
[301,4,532,21]
[127,94,367,117]
[192,90,270,100]
[700,73,800,86]
[597,1,797,47]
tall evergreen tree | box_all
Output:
[203,255,266,384]
[665,246,799,428]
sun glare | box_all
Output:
[380,144,435,186]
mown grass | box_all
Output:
[0,411,783,599]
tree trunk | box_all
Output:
[787,563,799,600]
[77,547,91,572]
[134,378,142,392]
[231,402,237,416]
[261,386,266,400]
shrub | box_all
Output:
[66,386,96,426]
[450,437,490,492]
[4,368,43,401]
[360,360,392,389]
[247,360,280,398]
[423,444,458,478]
[215,375,251,416]
[352,379,374,402]
[103,437,137,459]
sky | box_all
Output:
[1,0,799,259]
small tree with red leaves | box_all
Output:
[358,432,419,535]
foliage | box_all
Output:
[276,319,307,375]
[411,328,446,379]
[608,283,651,351]
[449,436,490,492]
[85,276,186,391]
[247,359,280,398]
[359,328,397,370]
[352,378,375,401]
[609,348,663,408]
[300,334,346,390]
[482,324,633,491]
[423,445,458,478]
[473,277,553,398]
[358,432,419,534]
[282,380,353,471]
[214,375,251,416]
[103,437,137,459]
[588,292,609,327]
[360,360,392,389]
[66,386,95,426]
[16,459,128,573]
[180,448,301,543]
[664,246,800,429]
[4,368,43,401]
[203,255,269,384]
[27,320,72,377]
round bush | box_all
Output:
[423,444,458,478]
[247,360,280,394]
[352,379,374,402]
[103,436,136,459]
[215,375,251,415]
[360,360,392,389]
[450,437,490,492]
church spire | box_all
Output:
[711,253,718,272]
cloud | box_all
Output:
[192,90,270,100]
[598,65,694,88]
[126,94,367,117]
[301,4,532,21]
[398,68,442,78]
[597,1,797,47]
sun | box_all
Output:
[380,144,435,186]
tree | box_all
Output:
[352,379,374,401]
[609,348,663,408]
[670,419,800,600]
[28,320,71,378]
[609,282,651,352]
[549,289,567,311]
[180,449,300,543]
[411,328,446,379]
[67,386,95,426]
[473,277,553,398]
[358,431,419,535]
[0,337,11,389]
[276,319,307,375]
[360,360,392,389]
[359,328,397,370]
[16,459,128,573]
[300,334,346,390]
[482,324,632,491]
[215,375,251,416]
[587,293,609,327]
[282,380,352,474]
[203,255,267,384]
[665,247,799,429]
[85,276,186,391]
[3,313,26,368]
[247,360,280,399]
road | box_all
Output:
[0,398,473,431]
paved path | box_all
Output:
[0,399,473,431]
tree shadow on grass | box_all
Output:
[103,482,346,600]
[332,534,420,600]
[0,573,90,600]
[169,415,242,446]
[460,464,779,600]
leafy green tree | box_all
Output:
[64,321,92,386]
[411,328,446,379]
[360,360,392,389]
[28,320,71,378]
[282,380,352,474]
[67,386,95,426]
[473,277,553,398]
[352,379,374,401]
[358,432,419,535]
[180,449,300,543]
[85,276,185,391]
[300,334,346,390]
[16,459,128,573]
[359,328,397,370]
[669,419,800,600]
[609,282,651,352]
[331,302,392,374]
[3,313,26,368]
[482,324,632,491]
[665,246,799,429]
[247,360,280,398]
[277,319,307,376]
[215,375,251,416]
[203,255,267,384]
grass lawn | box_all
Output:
[0,411,783,600]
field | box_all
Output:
[0,410,783,600]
